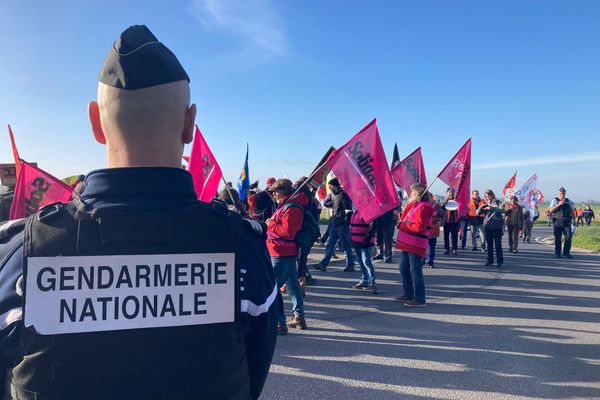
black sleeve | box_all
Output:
[237,228,279,399]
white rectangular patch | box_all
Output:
[24,253,235,335]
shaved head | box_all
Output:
[89,80,196,168]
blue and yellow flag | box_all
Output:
[237,143,250,201]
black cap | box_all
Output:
[558,187,566,194]
[328,178,340,187]
[99,25,189,90]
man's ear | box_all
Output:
[182,103,197,144]
[88,101,106,145]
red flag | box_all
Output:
[8,125,22,178]
[187,125,223,202]
[502,171,517,196]
[391,147,427,189]
[536,190,544,204]
[437,139,471,216]
[9,161,74,220]
[326,119,400,223]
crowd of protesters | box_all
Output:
[1,174,593,335]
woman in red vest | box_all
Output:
[395,182,434,307]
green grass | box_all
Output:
[571,225,600,253]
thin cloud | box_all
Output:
[478,152,600,170]
[190,0,287,63]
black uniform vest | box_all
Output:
[7,200,250,400]
[552,198,572,222]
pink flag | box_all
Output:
[437,139,471,216]
[187,125,223,202]
[391,147,427,189]
[9,161,74,220]
[326,119,400,223]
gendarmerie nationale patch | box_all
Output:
[24,253,234,335]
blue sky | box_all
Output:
[1,0,599,201]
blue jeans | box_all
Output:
[320,224,355,267]
[459,218,469,249]
[399,251,426,304]
[428,237,437,265]
[271,256,304,324]
[354,246,376,284]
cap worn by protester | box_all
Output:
[559,187,566,194]
[269,178,294,194]
[266,177,276,188]
[0,24,278,400]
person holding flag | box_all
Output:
[394,182,434,307]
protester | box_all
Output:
[583,205,595,226]
[350,208,378,294]
[576,207,584,226]
[266,178,308,334]
[547,187,576,258]
[218,187,246,215]
[394,182,433,307]
[505,196,524,253]
[522,208,534,243]
[250,177,277,221]
[373,209,395,263]
[0,185,14,223]
[442,188,459,255]
[313,178,355,272]
[478,189,505,267]
[294,177,321,293]
[427,195,445,268]
[0,25,277,399]
[467,190,486,251]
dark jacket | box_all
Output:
[330,189,353,227]
[0,168,278,400]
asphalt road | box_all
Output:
[261,226,600,400]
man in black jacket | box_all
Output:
[313,178,356,272]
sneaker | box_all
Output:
[394,294,412,302]
[313,263,327,272]
[564,253,573,259]
[384,258,394,264]
[452,250,458,256]
[513,249,518,253]
[471,246,478,251]
[331,254,340,259]
[443,250,450,255]
[526,239,530,243]
[343,266,356,272]
[404,300,426,308]
[429,263,435,269]
[286,313,307,330]
[305,275,317,286]
[276,323,288,335]
[353,282,369,290]
[369,283,379,294]
[555,254,562,259]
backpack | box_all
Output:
[283,202,320,250]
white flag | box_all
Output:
[513,173,539,221]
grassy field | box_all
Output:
[571,225,600,253]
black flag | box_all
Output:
[391,142,400,169]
